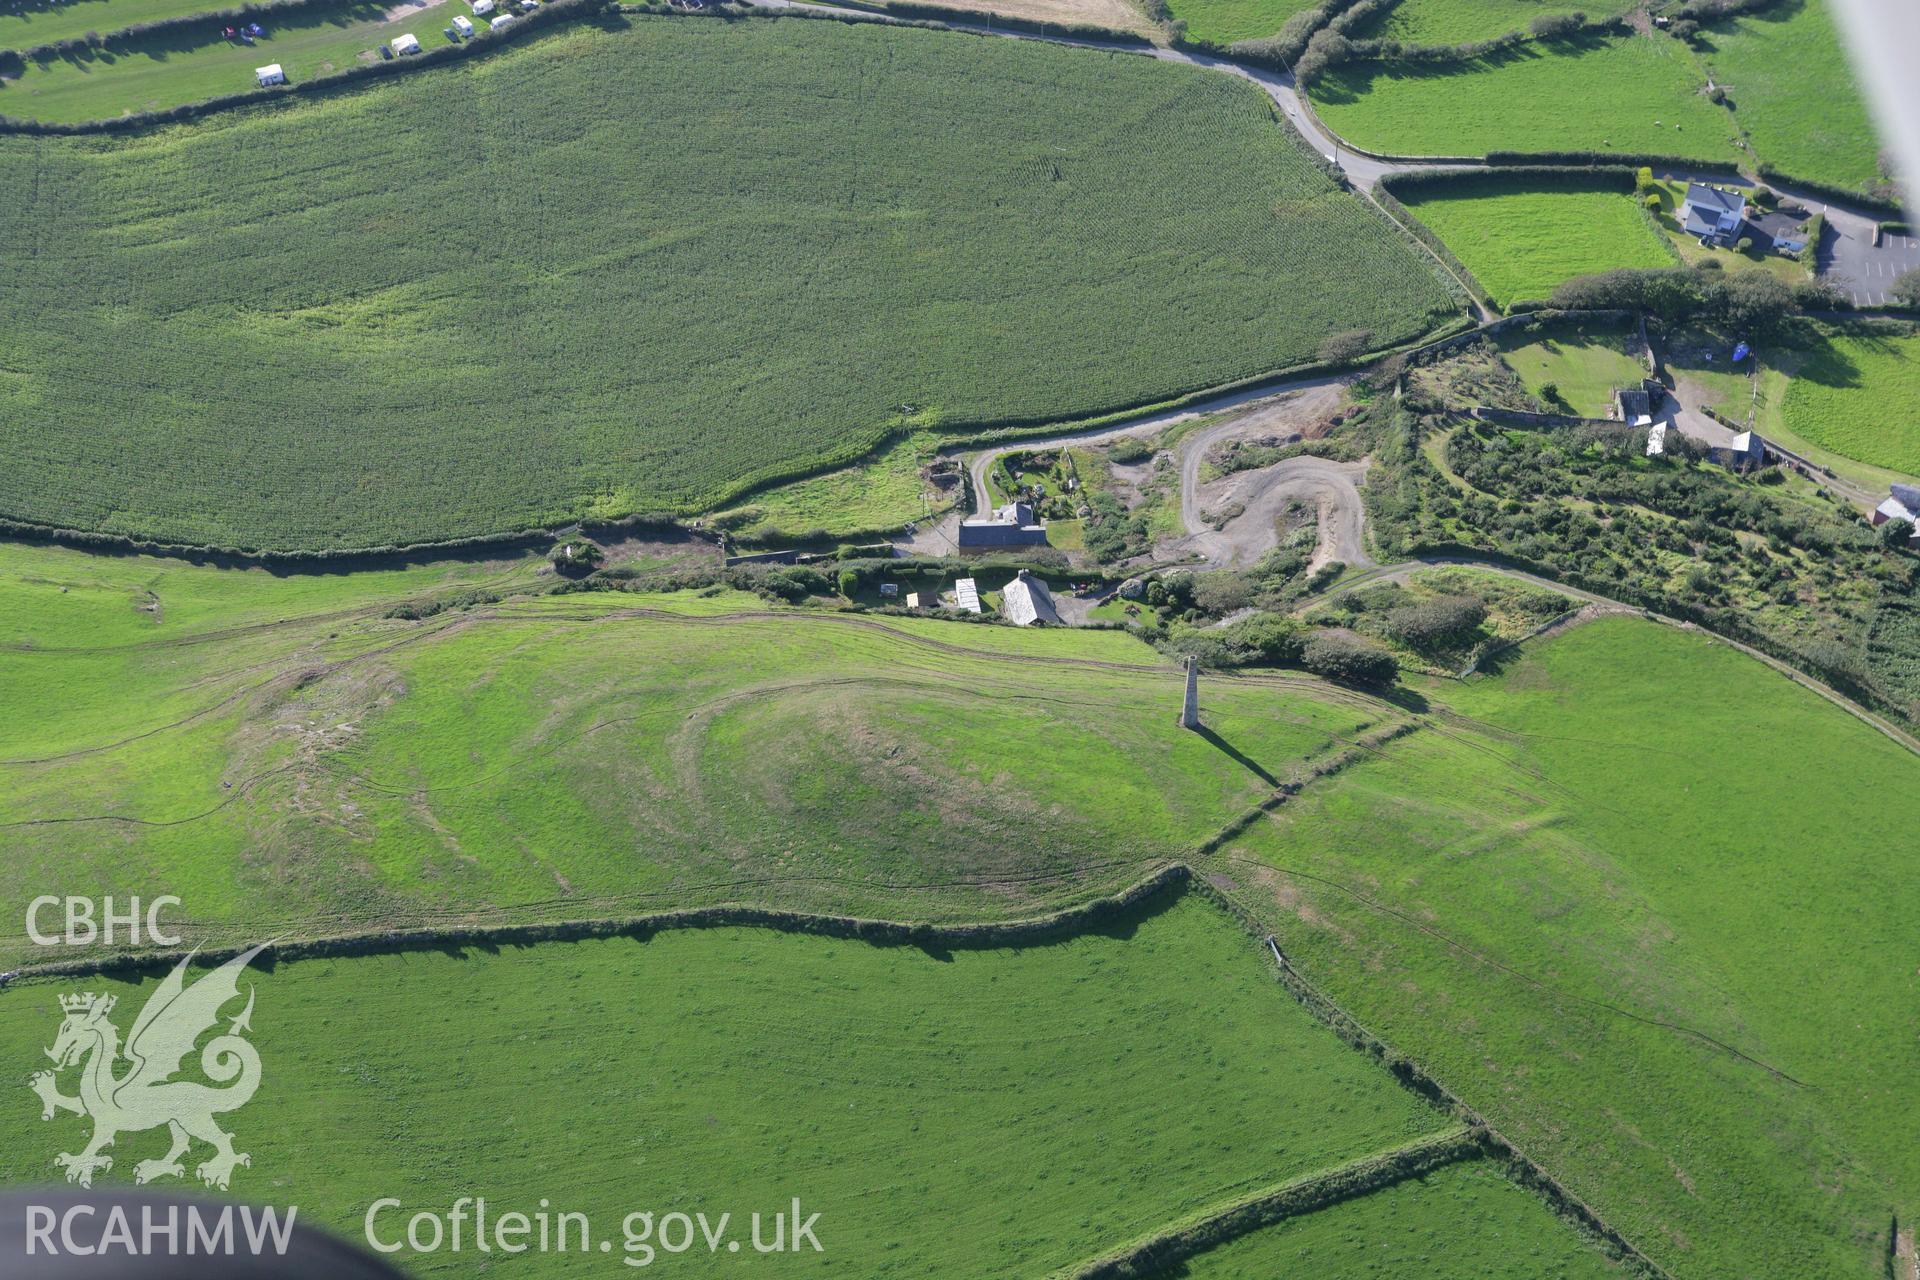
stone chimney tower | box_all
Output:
[1180,655,1200,730]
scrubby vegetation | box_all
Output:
[0,16,1455,553]
[1360,342,1920,718]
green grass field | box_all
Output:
[0,890,1463,1276]
[1779,328,1920,477]
[6,530,1919,1277]
[1,0,233,49]
[1354,0,1631,43]
[0,18,1455,554]
[1,0,465,121]
[1397,176,1674,309]
[713,431,945,545]
[1158,1160,1623,1278]
[1495,318,1649,415]
[1307,32,1740,162]
[0,537,1403,964]
[1693,0,1882,195]
[1217,616,1920,1278]
[1161,0,1319,45]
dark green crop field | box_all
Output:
[0,16,1455,553]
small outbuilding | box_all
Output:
[1872,484,1920,530]
[1613,381,1658,425]
[1645,421,1669,458]
[905,592,921,610]
[1721,430,1767,471]
[391,32,422,53]
[255,63,286,86]
[953,578,982,615]
[452,14,474,34]
[999,570,1061,627]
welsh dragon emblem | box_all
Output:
[29,944,269,1191]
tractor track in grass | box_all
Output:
[1212,849,1811,1088]
[0,612,475,767]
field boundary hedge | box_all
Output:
[0,0,351,68]
[0,0,635,133]
[0,862,1192,985]
[1184,869,1673,1277]
[0,308,1471,566]
[1061,1129,1483,1279]
[932,314,1475,458]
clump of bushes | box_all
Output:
[549,537,604,577]
[1548,266,1840,340]
[1302,631,1398,685]
[1384,594,1486,648]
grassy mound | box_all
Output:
[0,890,1460,1276]
[1494,317,1650,416]
[1224,615,1920,1278]
[1397,176,1673,309]
[0,18,1455,553]
[0,539,1398,964]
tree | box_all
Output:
[1881,518,1915,552]
[1385,595,1487,648]
[1302,631,1398,685]
[1319,329,1374,366]
[1294,27,1353,84]
[548,537,603,578]
[837,568,860,597]
[1891,267,1920,311]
